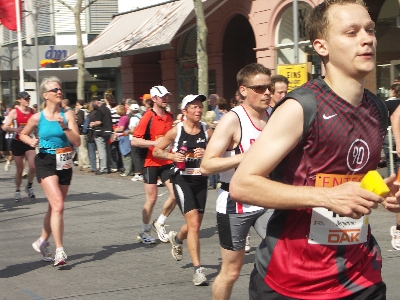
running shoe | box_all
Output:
[4,160,10,171]
[168,231,183,261]
[193,267,209,286]
[22,172,28,178]
[151,220,169,242]
[245,233,251,253]
[15,191,21,203]
[390,226,400,250]
[131,174,143,181]
[25,185,36,201]
[137,230,157,244]
[157,179,165,187]
[120,173,128,177]
[32,239,53,262]
[54,249,67,266]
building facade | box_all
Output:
[0,0,119,107]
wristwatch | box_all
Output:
[62,127,70,131]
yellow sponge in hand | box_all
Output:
[360,170,390,197]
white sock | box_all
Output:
[157,214,167,225]
[56,247,64,253]
[142,223,150,232]
[39,237,45,244]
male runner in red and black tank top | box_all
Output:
[2,92,36,202]
[231,1,400,299]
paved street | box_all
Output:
[0,164,399,300]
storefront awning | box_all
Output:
[25,67,99,83]
[62,0,196,64]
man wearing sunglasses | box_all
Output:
[1,91,36,202]
[201,63,273,300]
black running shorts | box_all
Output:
[35,153,73,185]
[11,139,35,156]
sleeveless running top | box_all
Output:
[14,107,35,140]
[216,105,268,214]
[38,111,70,154]
[172,121,208,174]
[255,77,385,299]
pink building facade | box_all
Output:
[118,0,394,114]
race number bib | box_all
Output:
[308,173,368,245]
[56,146,73,170]
[181,167,201,176]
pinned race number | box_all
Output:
[56,146,73,170]
[309,173,368,245]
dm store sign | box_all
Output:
[40,46,68,67]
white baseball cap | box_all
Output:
[130,103,140,111]
[181,94,206,109]
[150,86,171,97]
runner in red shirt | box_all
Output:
[132,85,176,244]
[230,1,400,299]
[2,92,36,202]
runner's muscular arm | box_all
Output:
[19,113,40,147]
[230,99,384,219]
[152,126,183,162]
[1,109,21,133]
[200,111,244,176]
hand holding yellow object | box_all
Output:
[360,170,390,197]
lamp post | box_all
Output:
[32,6,40,110]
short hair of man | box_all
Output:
[305,0,367,43]
[40,76,62,96]
[62,99,70,106]
[77,99,85,106]
[236,63,272,87]
[394,76,400,84]
[391,84,400,98]
[217,98,229,111]
[271,75,289,87]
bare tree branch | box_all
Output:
[56,0,73,12]
[80,0,99,13]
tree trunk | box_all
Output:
[74,0,85,100]
[193,0,208,119]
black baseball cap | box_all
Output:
[18,91,31,99]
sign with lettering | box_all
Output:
[40,46,68,67]
[277,63,310,92]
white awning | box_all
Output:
[25,67,99,83]
[63,0,194,63]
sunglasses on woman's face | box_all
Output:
[47,88,63,93]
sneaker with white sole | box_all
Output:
[137,230,157,244]
[245,233,251,253]
[15,191,21,203]
[25,185,35,201]
[193,267,209,286]
[390,226,400,250]
[151,220,169,242]
[168,231,183,261]
[131,174,143,181]
[4,160,10,172]
[32,239,53,262]
[54,249,67,266]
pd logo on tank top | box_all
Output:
[347,139,370,172]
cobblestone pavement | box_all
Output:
[0,164,399,299]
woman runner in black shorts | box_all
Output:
[19,76,80,266]
[153,94,213,286]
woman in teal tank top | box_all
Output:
[19,76,80,267]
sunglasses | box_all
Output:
[47,88,63,93]
[245,84,273,94]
